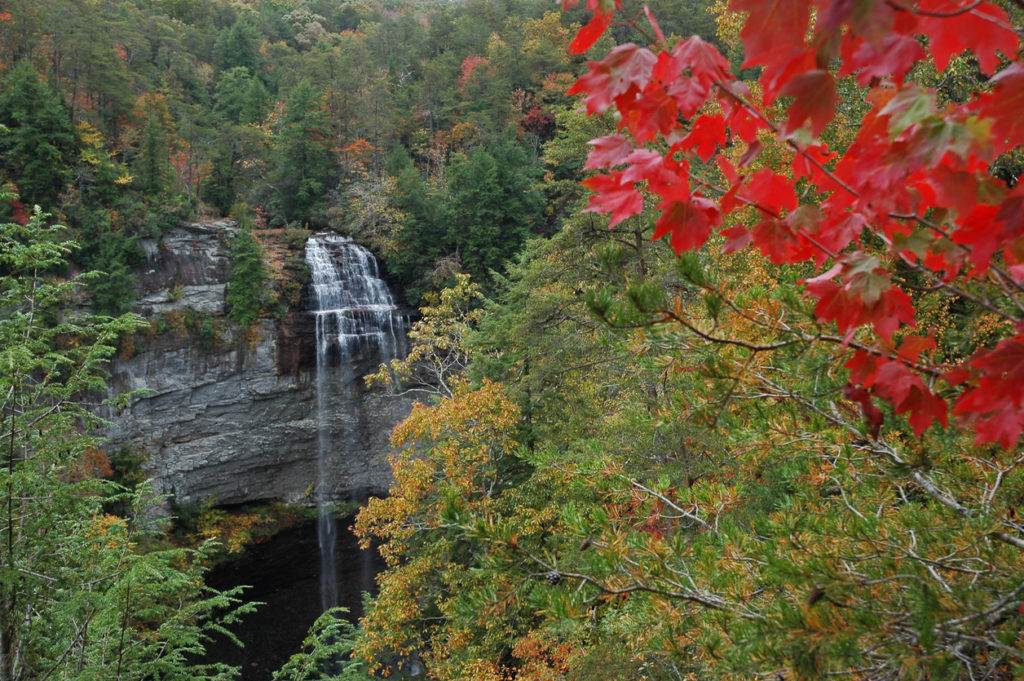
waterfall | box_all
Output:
[305,233,405,612]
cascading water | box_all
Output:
[305,233,406,611]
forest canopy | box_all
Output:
[353,1,1024,680]
[0,0,718,308]
[2,0,1024,679]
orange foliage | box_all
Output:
[340,137,374,177]
[511,633,579,681]
[458,55,493,95]
[66,447,114,482]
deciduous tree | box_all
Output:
[535,0,1024,676]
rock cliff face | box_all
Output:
[102,221,412,508]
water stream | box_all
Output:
[305,233,405,611]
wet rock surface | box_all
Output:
[100,221,413,509]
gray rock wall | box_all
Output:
[101,221,412,508]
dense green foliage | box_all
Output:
[271,609,372,681]
[273,79,335,226]
[226,223,269,327]
[0,3,723,678]
[380,132,545,300]
[21,1,1017,680]
[0,60,76,208]
[358,176,1024,681]
[0,204,253,681]
[8,0,1022,679]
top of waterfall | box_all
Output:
[305,232,398,317]
[311,232,352,242]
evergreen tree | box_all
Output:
[200,138,237,216]
[89,234,138,314]
[124,92,187,236]
[389,165,448,303]
[0,60,77,208]
[446,133,543,285]
[213,66,256,125]
[0,201,252,681]
[213,17,263,75]
[132,93,175,201]
[225,223,267,326]
[272,609,372,681]
[212,67,269,127]
[64,123,143,315]
[70,205,142,315]
[239,76,269,125]
[272,80,334,226]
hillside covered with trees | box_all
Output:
[0,0,714,307]
[3,0,1024,679]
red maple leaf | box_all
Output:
[581,171,643,227]
[897,333,936,364]
[716,156,739,185]
[951,204,1002,274]
[663,75,709,119]
[563,2,1024,447]
[779,69,838,137]
[924,160,985,219]
[873,360,920,407]
[970,336,1024,398]
[678,114,727,162]
[568,44,657,115]
[751,218,798,264]
[652,196,721,254]
[756,46,817,104]
[814,210,867,256]
[585,134,634,170]
[846,349,881,386]
[805,262,915,340]
[784,206,827,263]
[642,5,666,44]
[621,148,684,188]
[732,0,811,72]
[916,0,1018,75]
[669,36,732,93]
[842,385,884,439]
[974,64,1024,156]
[619,82,678,143]
[721,225,752,254]
[792,143,839,189]
[846,354,949,436]
[568,0,618,54]
[743,169,798,214]
[995,188,1024,248]
[839,33,925,86]
[955,390,1024,448]
[817,0,900,44]
[897,383,950,435]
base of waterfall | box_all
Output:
[200,515,384,681]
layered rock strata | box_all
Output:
[101,221,411,508]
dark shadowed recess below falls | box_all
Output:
[200,515,385,681]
